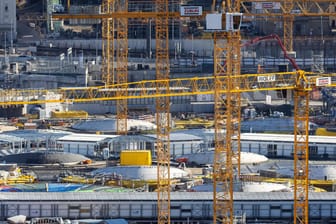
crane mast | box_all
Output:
[101,0,114,86]
[213,0,242,222]
[102,0,128,135]
[293,71,310,224]
[155,0,171,223]
[283,0,294,52]
[213,32,232,223]
[115,0,128,135]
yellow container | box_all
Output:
[120,150,152,166]
[315,128,336,136]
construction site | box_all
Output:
[0,0,336,224]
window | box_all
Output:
[5,5,8,12]
[267,144,277,157]
[252,204,260,217]
[309,145,318,157]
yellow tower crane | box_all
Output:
[239,1,336,221]
[64,0,128,134]
[115,0,128,135]
[234,32,311,224]
[210,0,243,222]
[155,0,171,223]
[101,0,115,86]
[54,1,172,222]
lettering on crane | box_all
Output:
[255,2,281,9]
[257,75,276,82]
[316,77,331,86]
[180,6,202,16]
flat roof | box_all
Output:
[239,133,336,144]
[145,133,203,141]
[0,192,335,201]
[57,133,118,142]
[3,130,70,141]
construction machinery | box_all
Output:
[241,0,336,54]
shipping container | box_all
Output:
[120,150,152,166]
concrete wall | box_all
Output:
[0,0,16,40]
[69,101,206,115]
[42,39,215,57]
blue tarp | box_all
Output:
[0,183,83,192]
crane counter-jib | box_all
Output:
[0,72,333,105]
